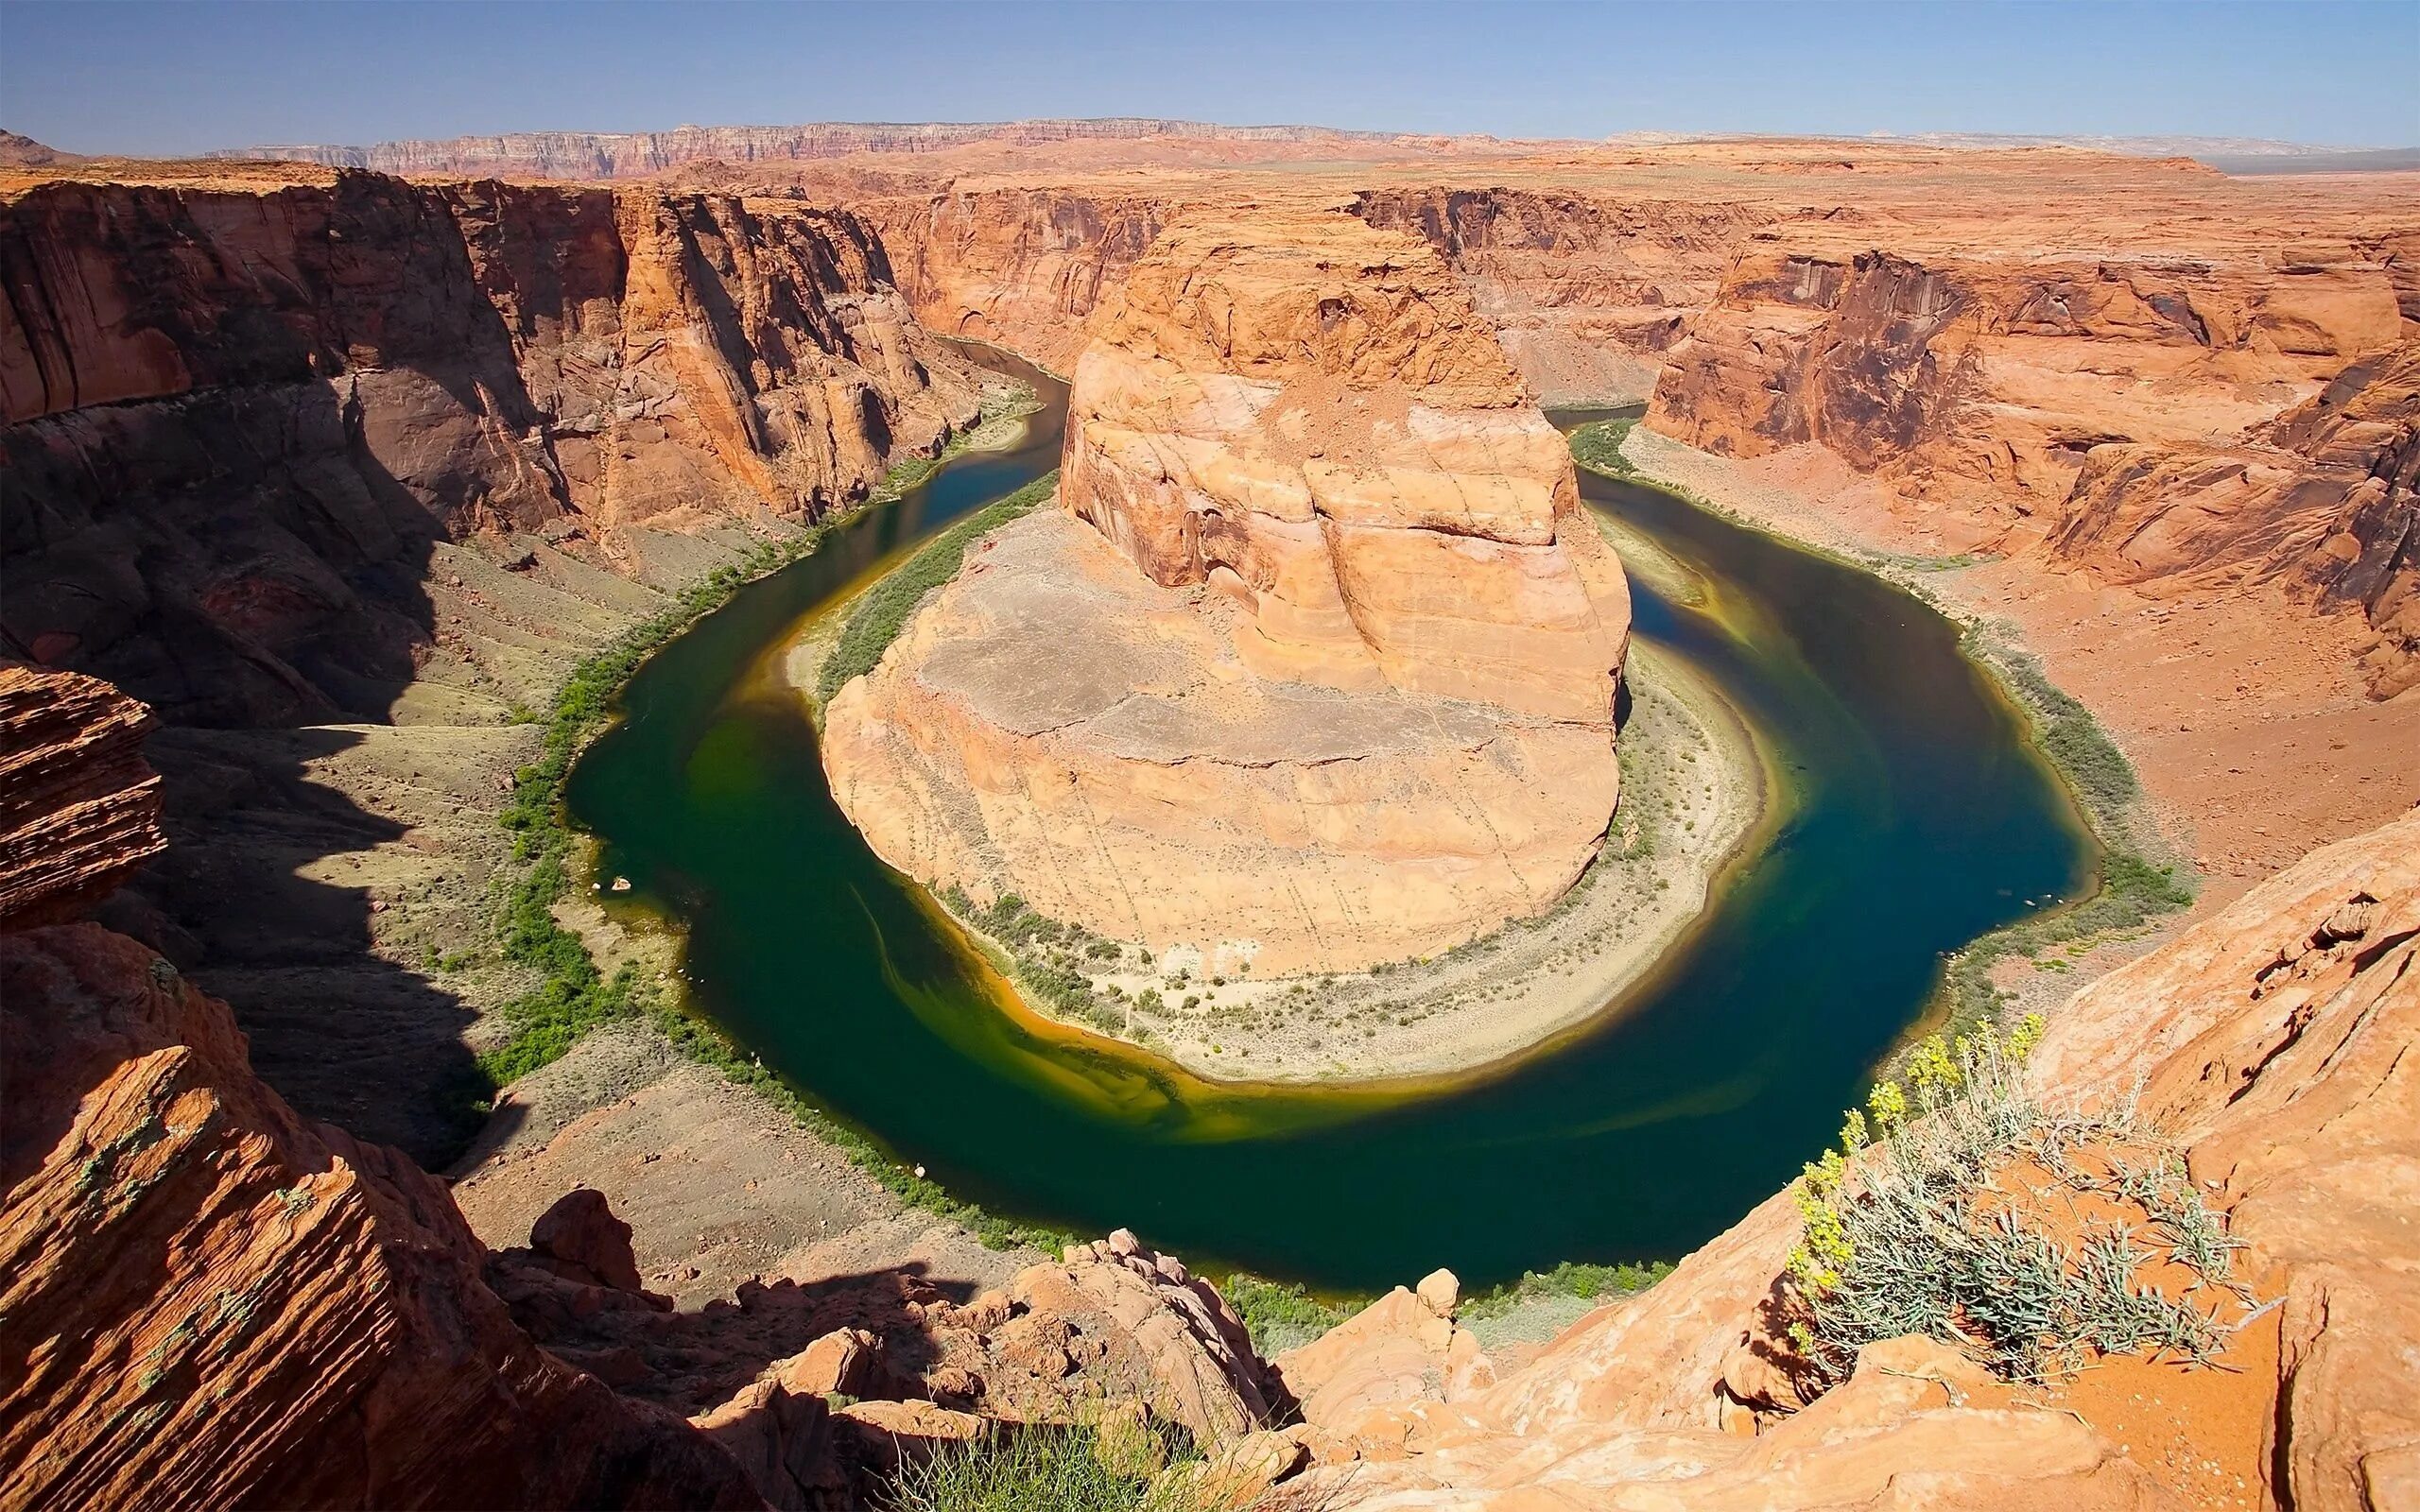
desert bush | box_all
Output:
[1567,418,1642,479]
[879,1420,1210,1512]
[1786,1018,2244,1385]
[1460,1260,1673,1323]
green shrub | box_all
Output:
[1460,1260,1673,1323]
[1787,1020,2245,1385]
[1217,1274,1365,1358]
[878,1420,1213,1512]
[1567,418,1641,479]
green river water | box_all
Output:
[565,359,2094,1292]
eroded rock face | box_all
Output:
[0,171,982,725]
[856,187,1177,369]
[0,665,164,928]
[824,212,1629,975]
[2048,341,2420,696]
[1061,213,1630,721]
[0,922,761,1511]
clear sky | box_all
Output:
[4,0,2415,156]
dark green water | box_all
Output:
[566,375,2093,1293]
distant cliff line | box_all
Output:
[200,117,1536,177]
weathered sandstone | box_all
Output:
[0,665,164,928]
[0,921,764,1511]
[825,212,1629,975]
[1,170,981,725]
[2048,339,2420,695]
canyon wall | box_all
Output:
[823,152,2419,690]
[1,169,982,726]
[1350,185,1760,404]
[851,187,1179,370]
[823,211,1630,976]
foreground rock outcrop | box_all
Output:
[0,923,769,1511]
[825,211,1629,975]
[0,665,163,928]
[1254,805,2420,1510]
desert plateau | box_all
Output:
[3,3,2417,1509]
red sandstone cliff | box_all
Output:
[1,169,982,725]
[0,664,163,928]
[0,667,762,1508]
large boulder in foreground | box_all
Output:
[0,923,759,1511]
[823,212,1629,975]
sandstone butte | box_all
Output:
[823,210,1632,975]
[5,662,2416,1509]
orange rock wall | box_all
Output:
[856,187,1180,369]
[0,172,982,724]
[0,922,763,1510]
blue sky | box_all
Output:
[5,1,2415,155]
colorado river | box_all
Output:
[565,363,2094,1292]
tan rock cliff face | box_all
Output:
[2048,340,2420,696]
[0,171,981,724]
[1062,213,1631,720]
[1648,237,2407,520]
[855,187,1177,369]
[1351,186,1760,404]
[824,212,1629,976]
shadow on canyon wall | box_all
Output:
[5,374,495,1165]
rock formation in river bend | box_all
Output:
[1,168,983,726]
[824,210,1630,975]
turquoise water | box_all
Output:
[566,375,2093,1292]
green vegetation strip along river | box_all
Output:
[561,369,2107,1293]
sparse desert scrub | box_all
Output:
[877,1418,1210,1512]
[1784,1018,2250,1387]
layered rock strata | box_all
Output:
[0,665,164,928]
[825,213,1629,975]
[2048,339,2420,696]
[1,169,983,726]
[0,922,770,1511]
